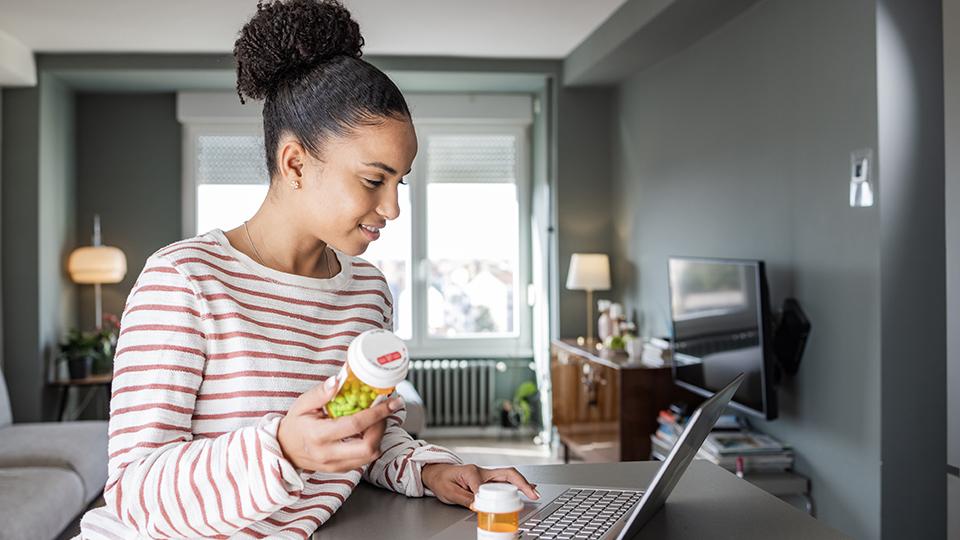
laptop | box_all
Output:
[430,373,745,540]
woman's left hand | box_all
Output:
[421,463,540,507]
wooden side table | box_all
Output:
[550,339,701,462]
[49,373,113,421]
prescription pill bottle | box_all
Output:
[473,484,522,539]
[324,329,409,418]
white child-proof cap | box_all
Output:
[347,329,409,389]
[472,484,523,514]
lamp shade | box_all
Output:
[565,253,611,291]
[68,246,127,284]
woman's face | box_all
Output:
[284,116,417,256]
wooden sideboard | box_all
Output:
[550,339,699,462]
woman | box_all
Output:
[78,1,538,538]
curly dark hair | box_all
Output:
[234,0,410,178]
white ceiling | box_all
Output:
[0,0,626,58]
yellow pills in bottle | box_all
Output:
[324,329,409,418]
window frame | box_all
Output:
[406,122,534,358]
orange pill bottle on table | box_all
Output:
[473,484,522,539]
[324,329,409,418]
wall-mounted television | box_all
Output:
[667,257,778,420]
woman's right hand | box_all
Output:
[277,377,403,473]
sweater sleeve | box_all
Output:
[361,400,464,497]
[103,254,303,538]
[361,289,463,496]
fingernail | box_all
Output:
[324,377,338,391]
[534,488,541,499]
[388,397,403,411]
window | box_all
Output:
[182,124,269,237]
[424,133,521,338]
[363,125,532,355]
[180,94,533,356]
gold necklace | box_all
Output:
[243,220,334,278]
[243,221,266,265]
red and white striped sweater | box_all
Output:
[78,229,461,539]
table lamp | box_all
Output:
[68,215,127,330]
[565,253,611,345]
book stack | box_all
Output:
[651,409,794,474]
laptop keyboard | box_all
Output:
[518,488,643,540]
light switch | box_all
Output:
[850,148,875,208]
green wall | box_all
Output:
[39,74,78,391]
[609,1,880,535]
[1,85,41,420]
[0,92,3,373]
[555,87,617,339]
[74,93,183,330]
[876,0,946,536]
[595,0,947,536]
[1,73,77,422]
[946,0,960,535]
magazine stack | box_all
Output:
[651,408,794,474]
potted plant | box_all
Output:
[58,313,120,380]
[59,329,99,380]
[499,381,540,429]
[93,313,120,374]
[512,381,539,427]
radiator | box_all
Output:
[408,359,498,427]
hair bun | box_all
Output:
[235,0,363,102]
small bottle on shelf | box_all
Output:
[609,303,624,338]
[597,299,613,342]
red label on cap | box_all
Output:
[377,351,403,365]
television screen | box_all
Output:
[668,257,777,419]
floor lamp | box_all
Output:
[565,253,611,346]
[68,215,127,329]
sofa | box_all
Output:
[0,373,108,540]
